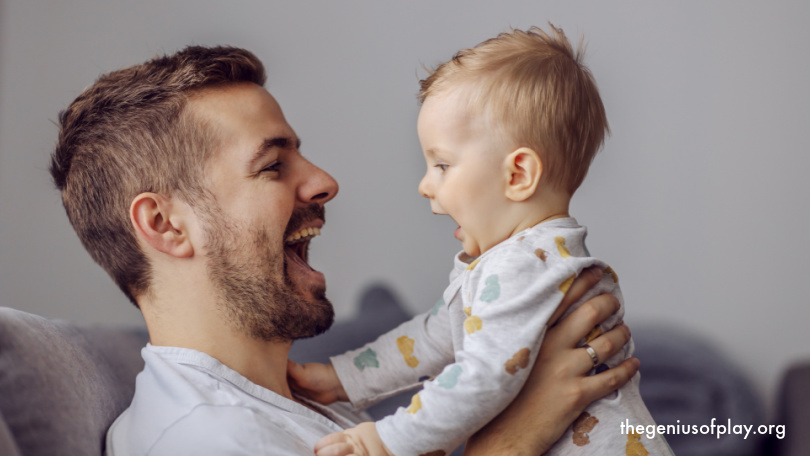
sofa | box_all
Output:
[0,285,804,455]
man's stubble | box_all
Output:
[200,202,334,342]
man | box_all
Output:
[51,46,637,455]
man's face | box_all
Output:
[188,83,339,341]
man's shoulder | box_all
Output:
[146,404,314,455]
[107,403,283,455]
[107,346,361,455]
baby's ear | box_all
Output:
[130,193,195,259]
[504,147,542,202]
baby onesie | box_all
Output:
[332,218,671,455]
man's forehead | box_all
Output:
[187,83,297,159]
[187,83,280,123]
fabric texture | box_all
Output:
[0,306,148,456]
[332,218,671,456]
[107,345,369,455]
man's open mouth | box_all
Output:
[284,226,321,270]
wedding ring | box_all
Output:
[583,344,599,367]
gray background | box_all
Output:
[1,0,808,419]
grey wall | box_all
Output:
[1,0,808,418]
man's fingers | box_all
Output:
[584,323,631,370]
[580,357,640,405]
[544,293,620,352]
[549,266,602,326]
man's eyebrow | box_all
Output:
[249,136,302,169]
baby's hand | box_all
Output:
[314,422,392,456]
[287,360,348,405]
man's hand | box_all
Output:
[314,422,393,456]
[287,360,348,405]
[464,266,640,455]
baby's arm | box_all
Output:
[299,296,454,410]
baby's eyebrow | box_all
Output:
[425,147,442,159]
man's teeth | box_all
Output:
[285,227,321,244]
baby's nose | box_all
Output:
[418,175,431,198]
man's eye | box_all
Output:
[262,162,282,174]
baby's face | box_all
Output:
[417,89,514,257]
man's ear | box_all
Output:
[504,147,542,202]
[130,193,194,258]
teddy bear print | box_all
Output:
[585,326,602,344]
[462,306,483,334]
[626,430,649,456]
[604,265,619,283]
[504,348,531,375]
[572,411,599,446]
[559,274,576,294]
[352,348,379,371]
[555,236,572,258]
[396,335,419,368]
[406,393,422,414]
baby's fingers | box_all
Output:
[315,442,355,456]
[287,360,307,393]
[314,432,353,456]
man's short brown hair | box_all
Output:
[419,24,609,194]
[50,46,266,306]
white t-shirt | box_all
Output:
[106,344,366,456]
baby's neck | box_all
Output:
[508,190,572,238]
[510,210,570,238]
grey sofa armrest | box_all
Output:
[770,361,810,456]
[0,410,21,456]
[0,307,148,456]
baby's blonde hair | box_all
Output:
[419,24,609,194]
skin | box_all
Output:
[130,82,338,402]
[128,81,637,454]
[417,86,571,257]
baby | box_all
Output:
[290,25,672,456]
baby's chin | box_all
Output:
[461,243,481,258]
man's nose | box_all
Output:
[299,160,339,205]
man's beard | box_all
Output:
[201,204,334,342]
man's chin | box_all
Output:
[291,286,334,339]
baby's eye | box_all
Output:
[435,164,448,172]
